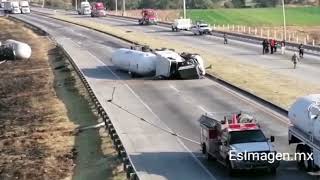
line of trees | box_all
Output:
[100,0,320,10]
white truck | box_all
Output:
[288,94,320,171]
[200,112,279,175]
[78,1,91,15]
[171,18,192,31]
[111,46,205,79]
[1,0,7,8]
[4,1,20,14]
[191,22,212,35]
[19,1,30,14]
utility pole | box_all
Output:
[41,0,45,8]
[122,0,125,16]
[115,0,118,15]
[75,0,77,11]
[281,0,287,41]
[183,0,186,19]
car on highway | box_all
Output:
[191,22,212,35]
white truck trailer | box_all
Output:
[288,94,320,171]
[171,18,192,31]
[111,46,205,79]
[19,1,30,14]
[0,0,7,8]
[78,1,91,15]
[4,1,20,14]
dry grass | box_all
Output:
[0,17,77,180]
[52,15,320,108]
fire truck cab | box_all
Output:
[138,9,157,25]
[199,112,279,175]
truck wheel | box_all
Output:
[172,27,175,32]
[270,167,277,175]
[296,144,304,168]
[302,146,313,171]
[226,160,236,176]
[201,143,206,154]
[199,31,203,35]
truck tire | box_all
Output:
[297,145,313,171]
[302,146,313,171]
[199,31,203,35]
[201,143,206,154]
[172,27,175,32]
[270,167,277,175]
[226,160,236,176]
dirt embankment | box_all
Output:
[0,17,125,180]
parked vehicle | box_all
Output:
[288,94,320,171]
[111,46,205,79]
[4,1,21,14]
[90,2,106,17]
[200,112,279,175]
[0,39,32,60]
[19,1,30,14]
[0,0,7,8]
[78,1,91,15]
[171,18,191,31]
[191,22,212,35]
[138,9,157,25]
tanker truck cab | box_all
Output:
[19,1,30,14]
[78,1,91,15]
[288,94,320,171]
[11,1,21,14]
[200,112,279,175]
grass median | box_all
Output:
[51,14,320,109]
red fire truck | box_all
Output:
[138,9,157,25]
[199,112,279,175]
[91,2,106,17]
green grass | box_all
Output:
[186,7,320,26]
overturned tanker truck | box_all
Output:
[0,39,32,61]
[111,46,205,79]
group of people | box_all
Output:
[262,39,305,69]
[262,39,286,55]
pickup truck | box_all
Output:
[191,23,212,35]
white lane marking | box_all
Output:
[210,78,291,125]
[198,105,208,113]
[85,50,216,179]
[170,84,209,113]
[169,84,180,93]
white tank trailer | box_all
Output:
[111,47,205,79]
[288,94,320,171]
[0,40,32,60]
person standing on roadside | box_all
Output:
[270,39,275,54]
[292,52,299,69]
[262,40,266,54]
[223,33,228,44]
[298,43,304,58]
[281,40,286,55]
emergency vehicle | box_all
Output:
[199,112,279,175]
[138,9,157,25]
[90,2,106,17]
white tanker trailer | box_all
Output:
[0,40,32,61]
[111,46,205,79]
[288,94,320,171]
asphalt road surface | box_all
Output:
[12,13,320,180]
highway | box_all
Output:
[12,13,319,179]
